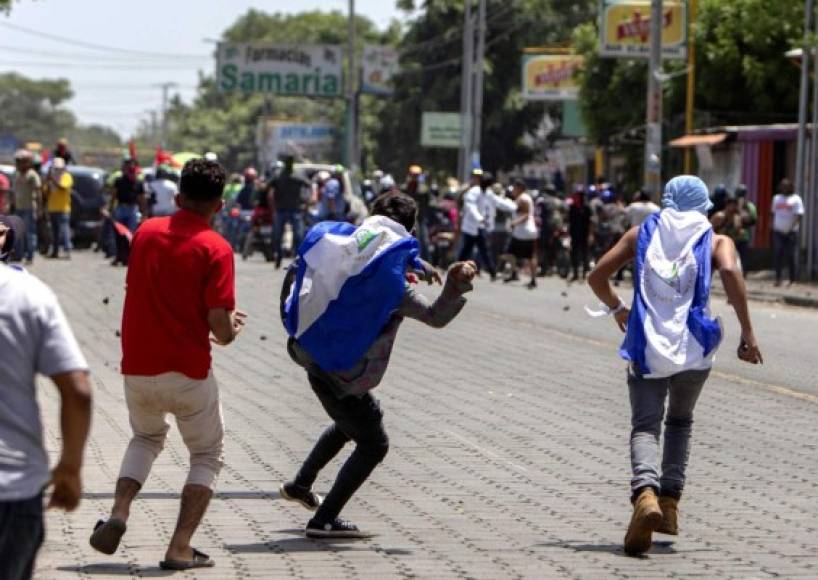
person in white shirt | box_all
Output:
[771,178,805,286]
[0,265,92,579]
[148,165,179,218]
[503,180,539,289]
[457,171,498,280]
[626,189,661,228]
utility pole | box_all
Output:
[471,0,487,172]
[683,0,697,174]
[643,0,664,198]
[809,26,818,280]
[458,0,475,183]
[796,0,814,222]
[155,82,178,149]
[346,0,358,171]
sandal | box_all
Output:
[89,518,127,555]
[159,548,215,570]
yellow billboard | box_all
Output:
[599,0,687,60]
[521,54,584,101]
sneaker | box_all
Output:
[305,517,367,539]
[503,272,520,283]
[279,482,322,511]
[526,280,537,290]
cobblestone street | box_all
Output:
[30,253,818,579]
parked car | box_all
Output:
[66,166,107,248]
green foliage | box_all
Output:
[575,0,806,189]
[0,73,75,144]
[374,0,596,176]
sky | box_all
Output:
[0,0,404,139]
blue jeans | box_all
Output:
[49,212,72,255]
[772,231,798,283]
[0,493,44,580]
[114,204,140,232]
[15,209,37,261]
[628,368,709,499]
[274,209,304,262]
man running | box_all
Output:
[90,159,244,570]
[280,192,476,538]
[588,175,763,556]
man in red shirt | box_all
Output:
[90,159,245,570]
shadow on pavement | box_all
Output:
[530,540,678,558]
[57,563,173,577]
[81,491,282,500]
[227,538,412,556]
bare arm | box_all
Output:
[208,308,246,346]
[400,261,475,328]
[49,370,92,511]
[588,227,638,331]
[712,235,763,363]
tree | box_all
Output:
[373,0,596,177]
[575,0,806,190]
[0,73,76,144]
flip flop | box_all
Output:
[89,518,127,555]
[159,548,215,570]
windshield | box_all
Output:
[72,173,104,199]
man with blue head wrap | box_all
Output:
[586,174,763,555]
[661,175,714,215]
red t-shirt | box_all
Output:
[121,209,235,379]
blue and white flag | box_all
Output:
[283,215,421,372]
[620,209,722,378]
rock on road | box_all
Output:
[28,252,818,579]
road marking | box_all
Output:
[445,430,529,475]
[474,306,818,406]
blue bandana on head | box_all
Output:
[661,175,714,214]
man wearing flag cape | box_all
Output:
[280,191,477,538]
[588,175,763,556]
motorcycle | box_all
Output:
[553,226,571,279]
[241,206,275,262]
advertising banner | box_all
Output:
[521,54,583,101]
[420,113,462,149]
[217,43,343,97]
[256,120,337,166]
[361,45,399,95]
[599,0,687,60]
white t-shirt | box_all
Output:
[627,201,661,228]
[150,178,179,217]
[771,193,805,233]
[0,265,88,501]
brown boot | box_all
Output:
[657,496,679,535]
[623,488,663,555]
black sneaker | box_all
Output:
[279,482,322,511]
[305,517,368,539]
[503,272,520,283]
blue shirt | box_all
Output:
[319,178,342,220]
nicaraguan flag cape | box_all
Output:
[620,209,722,378]
[283,215,422,372]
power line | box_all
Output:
[0,44,210,63]
[0,61,206,70]
[0,21,208,59]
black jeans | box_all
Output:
[571,236,589,278]
[458,230,496,276]
[0,494,44,580]
[773,231,798,283]
[294,374,389,524]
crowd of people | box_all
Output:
[0,157,766,578]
